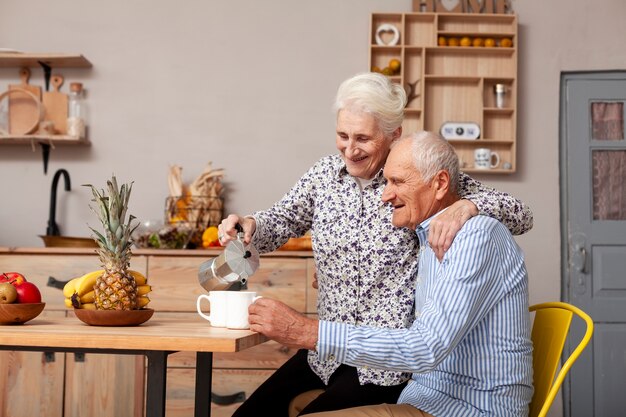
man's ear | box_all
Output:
[391,126,402,140]
[432,170,451,200]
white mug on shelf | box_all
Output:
[225,291,262,330]
[474,148,500,169]
[196,291,229,327]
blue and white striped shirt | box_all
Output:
[318,213,533,417]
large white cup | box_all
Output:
[474,148,500,169]
[225,291,261,329]
[196,291,229,327]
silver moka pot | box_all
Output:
[197,223,259,291]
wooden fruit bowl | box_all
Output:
[74,308,154,327]
[0,303,46,325]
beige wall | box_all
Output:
[2,2,626,413]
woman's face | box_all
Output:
[335,108,393,180]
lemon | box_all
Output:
[438,36,447,46]
[381,67,394,76]
[388,59,401,74]
[460,37,471,47]
[500,38,513,48]
[472,37,484,47]
[371,65,381,73]
[447,37,459,47]
[202,226,219,248]
[484,38,496,47]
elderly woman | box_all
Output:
[219,72,533,416]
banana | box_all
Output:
[62,277,82,298]
[136,296,150,308]
[137,285,152,296]
[75,270,104,296]
[129,270,147,285]
[79,303,97,310]
[80,290,95,304]
[64,298,73,308]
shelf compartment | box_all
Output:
[370,46,402,72]
[403,47,424,110]
[423,78,482,134]
[484,78,516,108]
[371,14,403,46]
[425,48,515,78]
[483,111,514,141]
[0,53,92,68]
[453,142,515,173]
[437,13,516,34]
[404,14,436,46]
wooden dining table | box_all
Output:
[0,312,267,417]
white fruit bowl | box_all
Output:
[0,303,45,325]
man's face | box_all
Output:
[382,141,439,230]
[336,109,392,180]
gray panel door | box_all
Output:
[561,71,626,417]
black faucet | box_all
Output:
[47,169,71,236]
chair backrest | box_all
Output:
[529,302,594,417]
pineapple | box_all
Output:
[85,175,139,310]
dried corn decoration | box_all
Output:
[165,163,224,245]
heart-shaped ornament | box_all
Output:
[375,24,400,46]
[439,0,462,12]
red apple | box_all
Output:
[15,281,42,304]
[1,272,27,286]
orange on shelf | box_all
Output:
[438,36,447,46]
[472,37,484,47]
[500,38,513,47]
[484,38,496,47]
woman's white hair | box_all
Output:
[333,72,407,138]
[405,131,460,193]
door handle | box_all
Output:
[572,244,587,273]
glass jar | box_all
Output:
[67,82,86,138]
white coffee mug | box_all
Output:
[196,291,229,327]
[474,148,500,169]
[225,291,262,330]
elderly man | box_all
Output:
[249,131,534,417]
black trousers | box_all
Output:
[232,349,407,417]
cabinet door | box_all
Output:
[63,346,145,417]
[0,311,66,417]
[165,367,274,417]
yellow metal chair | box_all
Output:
[529,301,594,417]
[288,302,594,417]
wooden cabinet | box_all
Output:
[0,52,92,146]
[0,247,315,417]
[370,13,518,173]
[0,250,146,417]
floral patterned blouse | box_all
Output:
[251,154,533,386]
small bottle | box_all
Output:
[494,84,506,109]
[67,82,86,138]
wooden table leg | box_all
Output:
[195,351,213,417]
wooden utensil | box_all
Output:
[8,67,42,134]
[42,74,68,134]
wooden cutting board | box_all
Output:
[8,67,42,134]
[42,74,68,134]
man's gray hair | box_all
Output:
[333,72,407,138]
[405,131,460,193]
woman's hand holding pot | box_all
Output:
[218,214,256,245]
